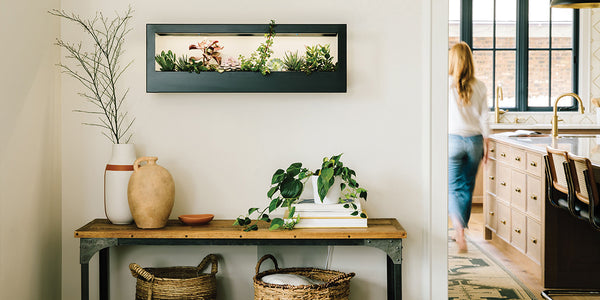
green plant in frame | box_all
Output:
[234,162,313,231]
[282,51,304,71]
[239,20,276,75]
[175,55,194,72]
[302,44,337,75]
[155,50,177,71]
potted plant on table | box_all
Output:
[50,7,135,224]
[235,154,367,231]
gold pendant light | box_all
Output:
[550,0,600,8]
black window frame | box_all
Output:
[459,0,579,112]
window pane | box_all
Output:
[473,0,494,49]
[496,0,516,48]
[496,51,516,108]
[449,0,460,48]
[528,50,549,107]
[473,50,494,108]
[551,50,573,107]
[529,0,550,49]
[551,8,572,48]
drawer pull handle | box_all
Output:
[514,228,521,234]
[490,149,495,153]
[530,195,537,200]
[530,161,537,167]
[489,176,495,181]
[489,211,495,216]
[515,157,521,161]
[531,238,538,244]
[515,188,521,193]
[501,220,507,225]
[501,153,506,157]
[500,182,507,186]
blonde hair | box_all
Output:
[449,42,476,106]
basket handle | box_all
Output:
[255,254,279,275]
[129,263,155,282]
[323,272,356,287]
[197,254,219,275]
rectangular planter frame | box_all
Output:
[146,24,347,93]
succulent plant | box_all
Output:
[282,51,304,71]
[267,58,284,71]
[302,44,336,75]
[175,55,195,72]
[155,50,177,71]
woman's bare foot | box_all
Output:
[455,229,468,253]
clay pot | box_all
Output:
[128,157,175,229]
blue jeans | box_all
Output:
[448,134,484,228]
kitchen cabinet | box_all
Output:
[484,138,544,265]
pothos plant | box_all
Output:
[315,154,367,218]
[234,154,367,231]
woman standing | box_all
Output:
[448,42,489,252]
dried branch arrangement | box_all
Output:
[50,7,134,144]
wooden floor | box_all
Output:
[459,205,600,300]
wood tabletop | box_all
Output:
[75,218,406,240]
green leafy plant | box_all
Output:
[175,55,195,72]
[155,50,177,71]
[235,162,312,231]
[302,44,337,75]
[267,58,284,71]
[314,154,367,217]
[282,51,304,71]
[50,7,134,144]
[239,20,276,75]
[235,154,367,231]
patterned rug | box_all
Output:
[448,234,537,300]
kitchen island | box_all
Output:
[486,133,600,289]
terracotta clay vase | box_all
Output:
[128,157,175,229]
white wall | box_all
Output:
[60,0,443,299]
[0,0,62,299]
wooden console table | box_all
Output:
[75,218,406,300]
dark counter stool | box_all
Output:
[545,147,573,210]
[567,153,600,230]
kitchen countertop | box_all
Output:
[490,123,600,130]
[491,132,600,167]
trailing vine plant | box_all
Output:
[235,162,313,231]
[239,20,276,75]
[50,7,135,144]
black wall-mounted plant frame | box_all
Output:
[146,24,347,93]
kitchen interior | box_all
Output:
[450,0,600,299]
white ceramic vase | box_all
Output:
[312,175,342,204]
[105,144,136,224]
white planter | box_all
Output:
[105,144,136,224]
[312,175,342,204]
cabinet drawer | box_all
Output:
[511,170,526,211]
[511,209,527,253]
[485,194,497,231]
[488,140,496,159]
[512,148,527,170]
[486,160,496,195]
[496,164,512,201]
[527,175,542,220]
[496,143,510,164]
[527,218,541,264]
[497,201,511,242]
[526,152,542,177]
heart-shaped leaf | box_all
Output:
[267,186,278,198]
[280,178,303,199]
[271,169,285,184]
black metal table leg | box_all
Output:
[100,248,109,300]
[387,256,402,300]
[81,263,89,300]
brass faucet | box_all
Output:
[551,92,585,137]
[495,86,506,123]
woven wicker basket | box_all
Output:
[129,254,218,300]
[253,254,355,300]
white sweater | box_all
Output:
[448,76,489,137]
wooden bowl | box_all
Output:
[178,214,214,225]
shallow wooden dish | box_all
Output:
[178,214,214,225]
